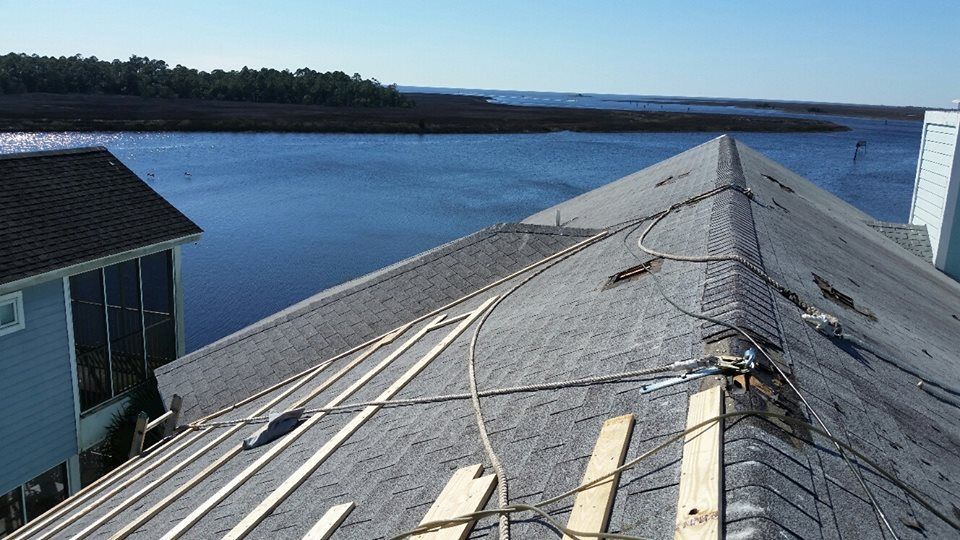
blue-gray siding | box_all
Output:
[0,279,77,494]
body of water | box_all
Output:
[0,98,922,351]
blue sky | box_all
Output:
[1,0,957,107]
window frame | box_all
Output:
[70,250,178,413]
[0,290,26,336]
[0,460,69,535]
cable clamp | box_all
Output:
[640,349,756,394]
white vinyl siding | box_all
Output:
[911,117,958,257]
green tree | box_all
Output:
[0,52,409,107]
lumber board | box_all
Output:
[413,471,498,540]
[163,394,183,437]
[161,311,460,540]
[144,409,174,432]
[5,429,194,540]
[221,296,499,540]
[94,325,412,540]
[302,502,355,540]
[416,464,483,529]
[127,413,149,459]
[674,386,723,540]
[563,413,635,540]
[31,430,215,540]
[30,329,377,540]
[412,467,498,540]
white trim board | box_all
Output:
[0,289,26,336]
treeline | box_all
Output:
[0,53,409,107]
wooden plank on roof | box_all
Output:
[127,412,149,459]
[412,464,498,540]
[31,326,399,540]
[157,316,445,540]
[4,429,194,540]
[221,296,499,540]
[562,413,635,540]
[104,324,415,540]
[674,386,723,540]
[27,232,606,540]
[416,464,484,528]
[419,474,497,540]
[302,502,355,540]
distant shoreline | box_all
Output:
[606,97,926,121]
[0,92,849,134]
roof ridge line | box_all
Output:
[698,136,784,348]
[0,146,107,160]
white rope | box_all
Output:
[636,188,843,336]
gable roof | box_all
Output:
[20,136,960,540]
[0,147,202,288]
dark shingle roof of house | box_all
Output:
[0,147,202,287]
[24,136,960,540]
[866,220,934,262]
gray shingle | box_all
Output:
[156,223,601,423]
[866,220,934,263]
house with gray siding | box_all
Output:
[0,147,201,537]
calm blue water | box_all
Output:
[0,100,922,352]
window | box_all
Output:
[23,463,67,521]
[70,250,177,412]
[0,485,24,538]
[0,291,25,337]
[0,462,68,537]
[70,269,111,410]
[140,251,176,371]
[105,259,146,395]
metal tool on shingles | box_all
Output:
[243,408,304,449]
[639,349,756,394]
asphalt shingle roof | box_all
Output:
[156,223,601,423]
[0,147,202,286]
[866,220,934,262]
[26,136,960,540]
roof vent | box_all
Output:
[909,110,960,280]
[604,258,662,288]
